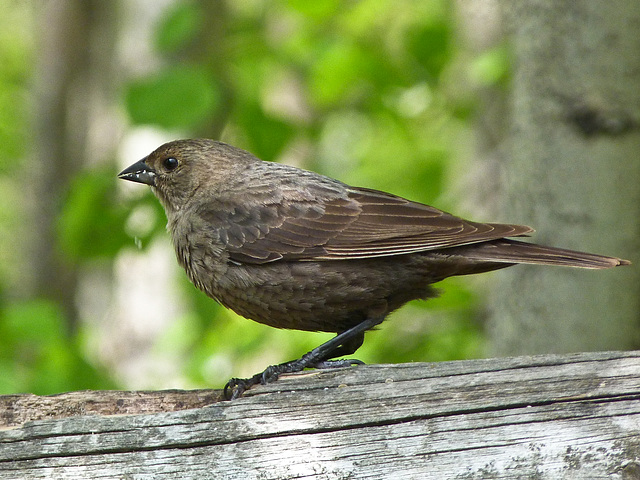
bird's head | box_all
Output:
[118,139,253,214]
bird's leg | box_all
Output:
[304,331,367,369]
[224,315,384,400]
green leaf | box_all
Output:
[286,0,340,20]
[0,298,117,394]
[155,2,203,54]
[125,66,220,129]
[0,298,64,346]
[237,103,294,161]
[407,20,451,81]
[57,167,133,260]
[469,44,511,86]
[308,41,372,107]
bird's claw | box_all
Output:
[313,358,365,369]
[224,372,262,400]
[224,358,364,400]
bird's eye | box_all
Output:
[163,157,179,171]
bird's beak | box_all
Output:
[118,159,156,186]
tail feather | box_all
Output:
[461,239,630,269]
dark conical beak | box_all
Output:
[118,159,156,186]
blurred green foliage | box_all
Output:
[0,0,510,394]
[0,4,29,171]
[0,2,31,286]
[126,66,221,129]
[57,167,136,260]
[0,299,115,394]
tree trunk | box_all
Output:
[488,1,640,355]
[30,0,121,331]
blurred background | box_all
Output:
[1,0,638,395]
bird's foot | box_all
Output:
[224,317,383,400]
[224,373,263,400]
[313,359,365,369]
[223,357,364,400]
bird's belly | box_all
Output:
[211,258,438,333]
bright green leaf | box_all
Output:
[286,0,340,20]
[57,167,134,260]
[407,21,451,81]
[308,41,371,107]
[125,66,220,129]
[469,44,511,86]
[155,2,203,54]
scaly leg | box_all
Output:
[224,315,385,400]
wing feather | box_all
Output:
[202,186,533,264]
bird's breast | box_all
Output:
[169,215,228,297]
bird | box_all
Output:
[118,138,630,399]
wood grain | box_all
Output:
[1,351,639,479]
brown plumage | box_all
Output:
[118,139,629,398]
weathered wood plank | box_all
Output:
[0,351,639,479]
[0,389,224,428]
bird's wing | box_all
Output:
[318,187,532,259]
[202,186,533,264]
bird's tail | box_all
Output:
[460,239,630,269]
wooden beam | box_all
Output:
[1,351,639,479]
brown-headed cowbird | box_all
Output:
[118,139,630,398]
